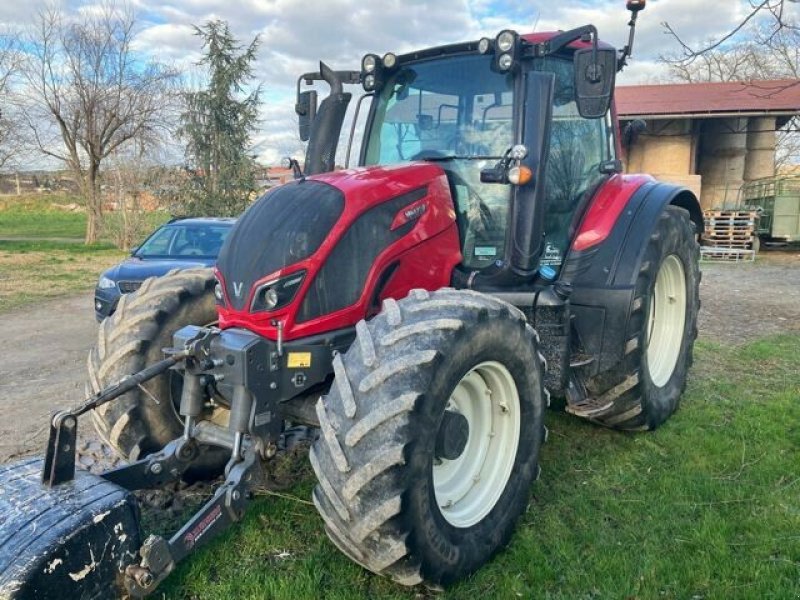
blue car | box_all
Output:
[94,217,235,321]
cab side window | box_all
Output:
[536,57,615,270]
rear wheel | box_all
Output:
[585,206,700,430]
[87,268,223,465]
[311,288,546,586]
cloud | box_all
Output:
[10,0,787,165]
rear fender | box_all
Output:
[562,178,702,374]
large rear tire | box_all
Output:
[311,288,546,586]
[87,268,217,461]
[583,206,700,430]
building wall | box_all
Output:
[624,116,778,210]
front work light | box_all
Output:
[492,30,519,73]
[496,30,516,53]
[362,54,378,73]
[498,53,514,71]
[382,52,397,69]
[361,53,383,91]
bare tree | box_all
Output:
[18,4,177,243]
[0,35,22,172]
[663,0,799,63]
[663,11,800,172]
[103,148,161,250]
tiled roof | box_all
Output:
[616,79,800,118]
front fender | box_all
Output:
[561,178,702,374]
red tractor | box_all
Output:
[0,2,702,597]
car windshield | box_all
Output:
[363,53,516,269]
[135,223,232,259]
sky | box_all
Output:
[1,0,795,165]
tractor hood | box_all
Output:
[215,162,460,341]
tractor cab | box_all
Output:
[297,26,622,284]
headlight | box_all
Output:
[250,271,306,313]
[363,73,376,91]
[496,30,516,52]
[98,276,116,289]
[214,282,225,304]
[262,288,279,310]
[478,37,492,54]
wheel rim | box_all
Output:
[432,361,521,528]
[646,254,687,387]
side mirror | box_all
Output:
[574,47,617,119]
[296,90,318,142]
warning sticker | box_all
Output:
[287,352,312,369]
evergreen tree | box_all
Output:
[179,20,261,216]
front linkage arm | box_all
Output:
[41,352,190,487]
[122,446,261,597]
[41,327,223,487]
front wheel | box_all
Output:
[87,268,228,479]
[585,205,700,430]
[310,288,546,586]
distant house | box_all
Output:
[617,80,800,209]
[254,166,294,190]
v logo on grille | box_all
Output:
[233,282,244,298]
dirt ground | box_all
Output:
[697,251,800,345]
[1,252,798,463]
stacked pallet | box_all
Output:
[701,209,758,262]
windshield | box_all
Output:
[363,53,515,269]
[136,223,232,259]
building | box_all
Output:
[616,79,800,209]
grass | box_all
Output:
[0,193,169,311]
[0,240,125,312]
[0,193,170,242]
[158,335,800,600]
[0,194,88,239]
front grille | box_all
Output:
[118,281,143,294]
